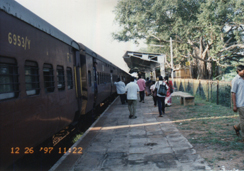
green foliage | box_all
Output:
[170,96,244,151]
[72,133,83,143]
[113,0,244,78]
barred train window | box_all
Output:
[88,70,91,87]
[66,67,73,89]
[0,57,19,100]
[25,60,40,95]
[57,65,65,91]
[43,63,55,93]
[102,73,104,84]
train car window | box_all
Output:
[57,66,65,91]
[98,72,101,85]
[66,67,73,89]
[97,72,100,85]
[101,73,103,84]
[103,73,105,84]
[43,63,55,93]
[88,70,91,87]
[114,75,116,82]
[100,72,102,85]
[0,56,19,100]
[25,61,40,96]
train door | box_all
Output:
[110,69,113,96]
[74,50,83,116]
[93,59,98,110]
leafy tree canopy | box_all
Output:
[113,0,244,78]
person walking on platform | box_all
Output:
[145,77,152,96]
[114,78,127,104]
[164,76,173,106]
[125,77,140,119]
[154,76,168,117]
[150,81,157,107]
[137,75,146,103]
[232,65,244,139]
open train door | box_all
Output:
[73,50,83,120]
[110,69,113,96]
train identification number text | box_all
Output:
[8,32,31,50]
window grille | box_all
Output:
[97,72,100,85]
[43,63,55,92]
[0,57,19,100]
[25,60,40,95]
[66,67,73,89]
[57,66,65,91]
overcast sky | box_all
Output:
[15,0,146,72]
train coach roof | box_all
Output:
[78,42,129,74]
[79,42,116,68]
[0,0,80,50]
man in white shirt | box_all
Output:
[114,78,126,104]
[232,65,244,139]
[125,77,140,119]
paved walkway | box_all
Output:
[50,94,210,171]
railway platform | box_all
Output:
[50,94,210,171]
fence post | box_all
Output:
[198,79,200,97]
[230,81,232,109]
[207,80,209,102]
[211,81,212,102]
[217,80,219,105]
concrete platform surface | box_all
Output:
[50,94,210,171]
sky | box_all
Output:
[15,0,146,72]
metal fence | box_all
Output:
[173,79,232,108]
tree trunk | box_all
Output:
[197,59,208,79]
[192,37,210,79]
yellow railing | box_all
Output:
[173,78,232,107]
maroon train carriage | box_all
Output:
[79,44,131,115]
[0,0,131,169]
[0,0,82,168]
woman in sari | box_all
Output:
[164,76,173,106]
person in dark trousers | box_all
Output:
[145,77,152,96]
[125,77,140,119]
[232,65,244,140]
[137,75,146,103]
[150,81,157,107]
[154,76,168,117]
[114,78,127,104]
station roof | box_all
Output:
[123,51,163,73]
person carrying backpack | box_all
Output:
[154,76,169,117]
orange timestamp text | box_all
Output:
[11,147,83,154]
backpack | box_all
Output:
[157,82,167,96]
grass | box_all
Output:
[169,96,244,151]
[72,133,83,144]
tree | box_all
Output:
[113,0,244,79]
